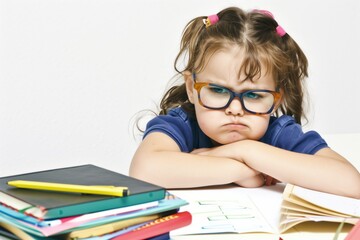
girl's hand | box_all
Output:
[191,147,265,188]
[263,174,280,186]
[190,144,245,163]
[192,146,280,187]
[234,174,265,188]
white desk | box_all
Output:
[170,133,360,240]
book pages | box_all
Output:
[279,184,360,233]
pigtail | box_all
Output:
[277,34,309,124]
[174,17,206,74]
[160,17,206,116]
[249,10,309,124]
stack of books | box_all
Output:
[0,164,191,239]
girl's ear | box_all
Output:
[183,71,195,104]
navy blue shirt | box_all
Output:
[144,107,328,154]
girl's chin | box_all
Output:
[213,133,262,145]
[213,135,248,145]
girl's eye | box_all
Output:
[244,91,261,99]
[209,86,228,94]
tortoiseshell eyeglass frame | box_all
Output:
[192,73,282,115]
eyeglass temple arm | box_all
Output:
[192,73,197,82]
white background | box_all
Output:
[1,0,359,177]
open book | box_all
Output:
[171,184,359,236]
[280,184,359,232]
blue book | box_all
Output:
[0,165,165,220]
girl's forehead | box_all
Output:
[198,46,275,86]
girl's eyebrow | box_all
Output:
[233,85,277,92]
[211,83,271,92]
[197,75,230,85]
[198,75,274,91]
[202,79,231,89]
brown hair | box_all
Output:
[159,7,308,124]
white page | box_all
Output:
[170,184,285,236]
[291,185,360,216]
[171,197,274,235]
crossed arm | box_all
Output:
[129,132,360,199]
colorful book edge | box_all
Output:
[111,211,192,240]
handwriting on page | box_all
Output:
[172,196,275,235]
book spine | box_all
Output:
[45,189,166,219]
[111,211,192,240]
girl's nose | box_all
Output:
[225,98,245,116]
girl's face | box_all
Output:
[185,46,277,145]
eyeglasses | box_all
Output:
[193,82,281,115]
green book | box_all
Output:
[0,164,165,220]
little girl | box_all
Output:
[130,7,360,198]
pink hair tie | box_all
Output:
[276,25,286,37]
[204,14,219,28]
[253,9,286,37]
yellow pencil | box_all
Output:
[7,180,129,197]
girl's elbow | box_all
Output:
[129,166,140,179]
[354,192,360,200]
[342,174,360,199]
[129,159,148,180]
[129,160,161,186]
[350,180,360,199]
[346,188,360,199]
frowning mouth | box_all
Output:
[223,122,248,130]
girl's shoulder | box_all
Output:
[269,114,296,127]
[144,107,193,134]
[264,115,299,141]
[149,107,194,128]
[262,115,327,154]
[167,107,191,122]
[143,107,198,152]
